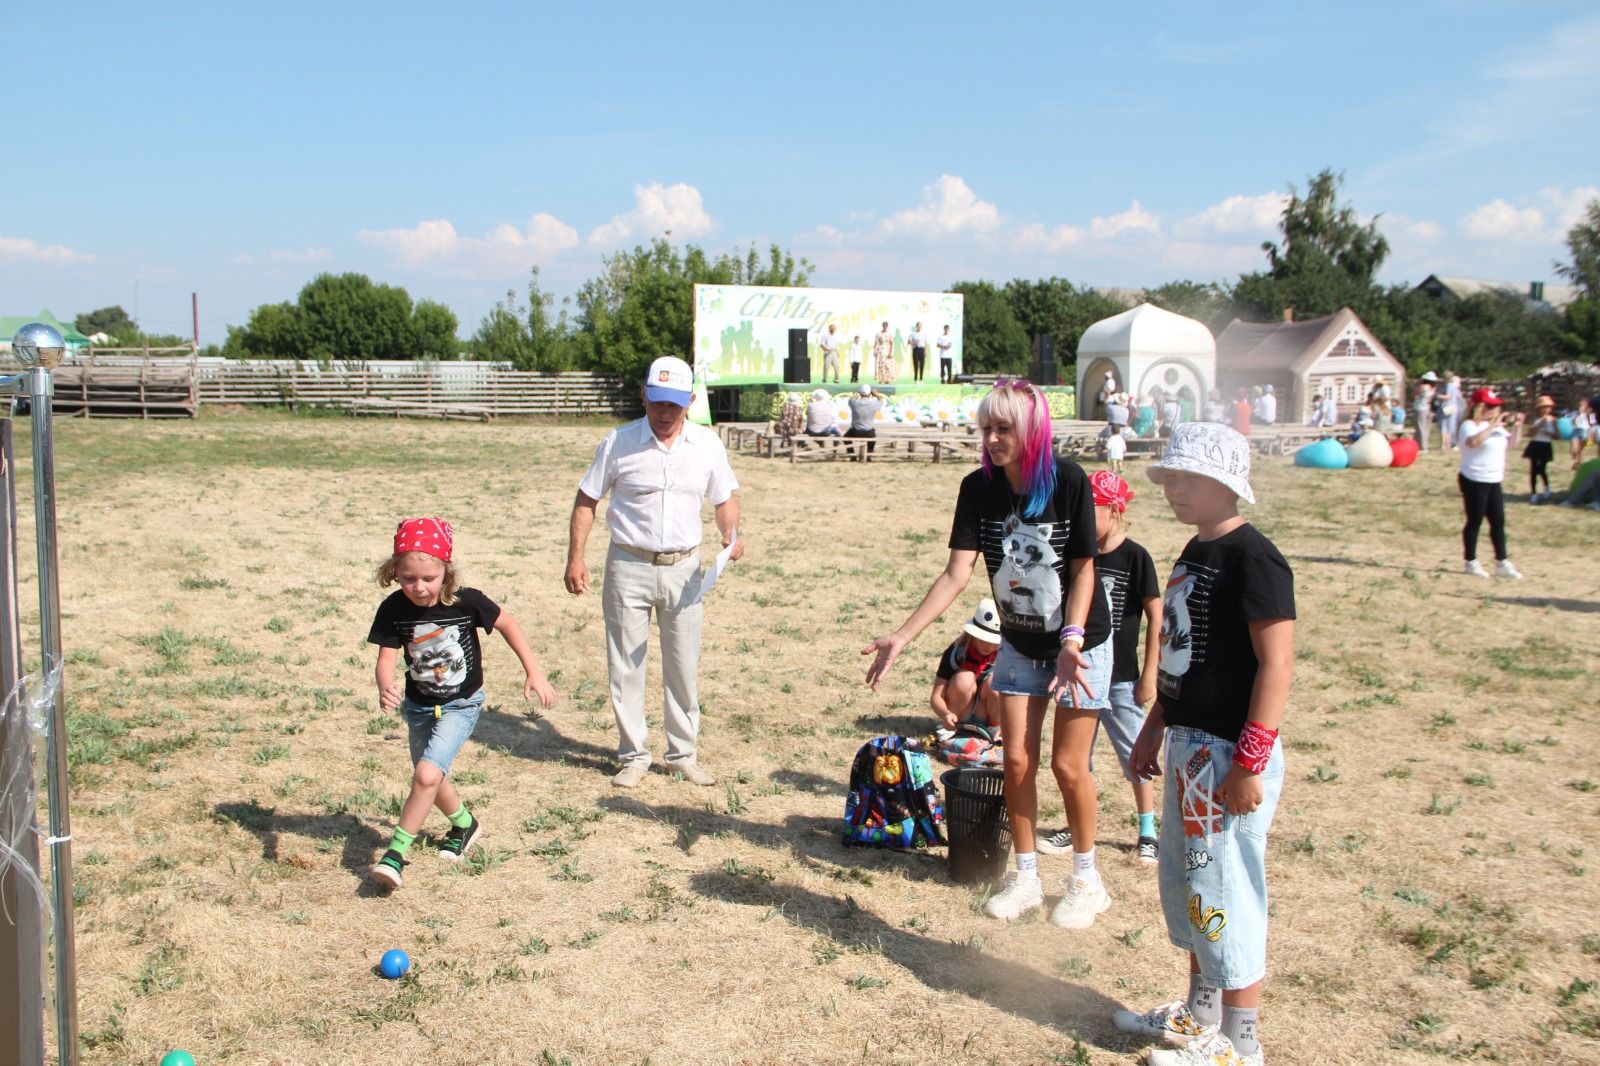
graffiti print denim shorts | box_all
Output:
[1158,725,1284,989]
[403,689,485,775]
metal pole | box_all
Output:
[0,416,45,1066]
[28,364,77,1066]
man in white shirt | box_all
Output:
[566,356,745,788]
[818,323,841,383]
[1255,384,1278,425]
[907,322,929,383]
[846,335,863,383]
[936,325,954,383]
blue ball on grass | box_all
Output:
[379,948,411,979]
[160,1053,196,1066]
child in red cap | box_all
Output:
[366,518,556,889]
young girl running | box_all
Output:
[367,517,556,889]
[1040,471,1162,864]
[865,379,1114,928]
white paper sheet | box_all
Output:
[687,531,737,605]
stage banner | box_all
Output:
[693,284,963,384]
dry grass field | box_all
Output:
[19,411,1600,1065]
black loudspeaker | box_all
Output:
[788,328,808,361]
[1031,333,1057,386]
[783,356,811,383]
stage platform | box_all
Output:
[707,380,1076,425]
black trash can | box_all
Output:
[941,768,1011,885]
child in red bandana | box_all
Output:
[1039,472,1164,864]
[366,517,556,890]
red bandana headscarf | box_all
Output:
[1089,470,1134,513]
[393,517,454,562]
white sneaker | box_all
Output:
[1035,828,1073,855]
[1111,1000,1212,1046]
[1148,1030,1261,1065]
[1463,559,1488,578]
[611,763,649,788]
[1048,873,1111,929]
[1494,559,1523,580]
[982,872,1044,920]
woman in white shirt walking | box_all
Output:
[1457,387,1523,579]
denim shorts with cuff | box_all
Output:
[1158,725,1284,989]
[989,637,1112,711]
[1092,679,1145,780]
[403,689,485,776]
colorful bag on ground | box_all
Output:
[842,736,946,849]
[936,721,1004,769]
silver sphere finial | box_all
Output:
[11,322,65,369]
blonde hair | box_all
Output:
[376,551,459,606]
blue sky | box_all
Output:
[4,2,1597,344]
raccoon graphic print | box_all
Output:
[368,587,502,705]
[949,459,1110,660]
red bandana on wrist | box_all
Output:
[1233,721,1278,774]
[394,517,454,562]
[1089,469,1134,513]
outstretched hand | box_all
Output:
[1047,644,1094,708]
[861,633,908,690]
[525,672,557,709]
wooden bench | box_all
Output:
[342,397,494,422]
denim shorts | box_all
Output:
[1158,726,1284,988]
[403,689,485,775]
[1092,680,1145,781]
[989,637,1112,710]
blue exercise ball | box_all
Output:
[379,949,410,979]
[1557,415,1575,440]
[1295,437,1349,469]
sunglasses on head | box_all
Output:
[991,377,1034,391]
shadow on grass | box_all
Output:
[852,713,933,736]
[212,799,386,885]
[1489,595,1600,614]
[597,795,949,883]
[769,769,840,795]
[471,704,617,772]
[689,870,1131,1048]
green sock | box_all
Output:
[388,826,416,857]
[1138,811,1157,838]
[446,806,473,830]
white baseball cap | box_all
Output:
[645,356,694,407]
[1147,422,1256,504]
[858,384,871,396]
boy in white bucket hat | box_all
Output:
[928,597,1002,731]
[1112,422,1295,1066]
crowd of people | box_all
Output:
[817,320,956,385]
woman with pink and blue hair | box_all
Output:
[865,379,1115,928]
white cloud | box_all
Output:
[879,175,1001,238]
[1012,222,1086,254]
[1088,200,1161,240]
[1540,184,1600,231]
[587,182,714,247]
[1174,193,1288,238]
[1459,198,1546,240]
[358,213,579,271]
[1379,213,1444,244]
[0,235,92,265]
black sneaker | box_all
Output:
[1137,836,1159,865]
[438,815,482,863]
[1035,828,1073,855]
[369,849,406,888]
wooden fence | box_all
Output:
[0,356,642,420]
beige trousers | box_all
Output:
[602,544,704,769]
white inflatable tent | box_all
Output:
[1076,303,1216,424]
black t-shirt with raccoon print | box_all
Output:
[949,459,1110,660]
[1155,523,1295,742]
[367,587,501,706]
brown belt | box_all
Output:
[613,542,697,566]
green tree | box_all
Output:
[412,300,460,361]
[1555,198,1600,358]
[572,239,812,378]
[1233,168,1388,321]
[296,273,415,360]
[222,301,304,359]
[950,280,1030,373]
[74,305,136,340]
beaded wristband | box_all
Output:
[1233,721,1278,774]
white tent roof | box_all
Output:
[1076,302,1215,358]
